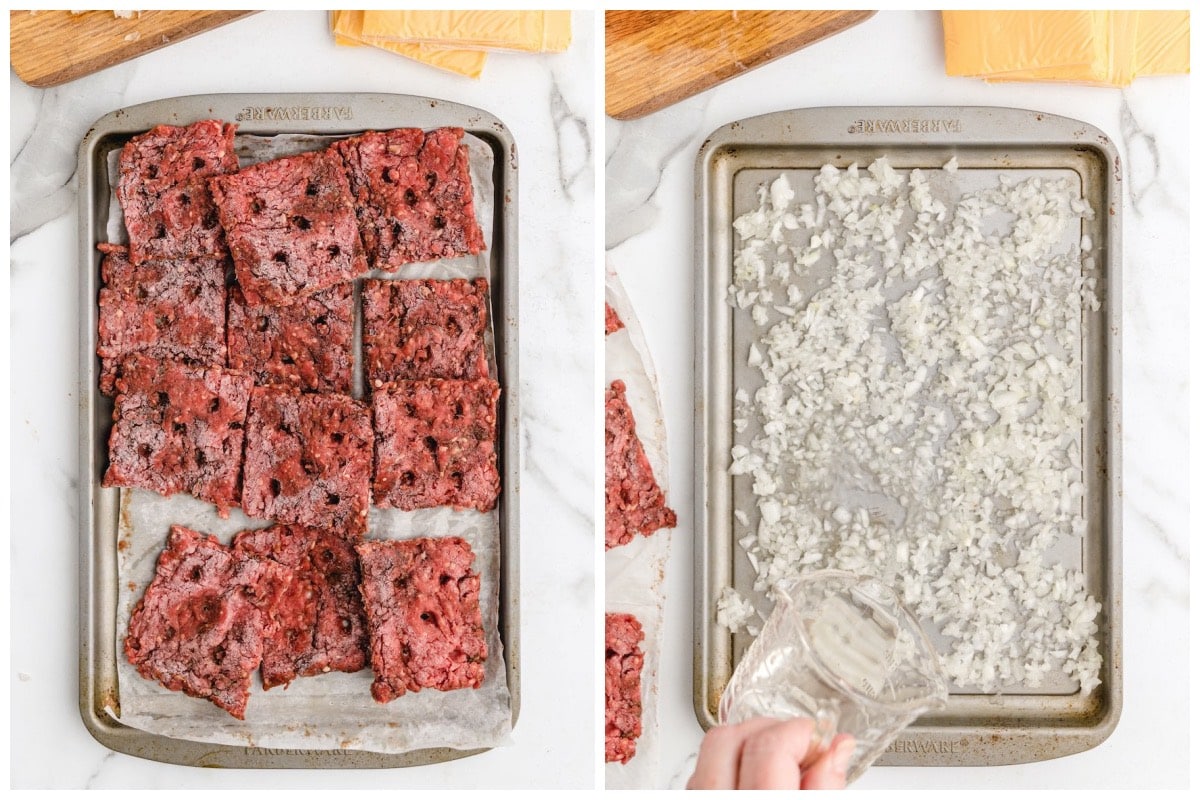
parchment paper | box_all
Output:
[604,263,675,788]
[108,130,513,753]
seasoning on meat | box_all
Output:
[334,127,485,270]
[241,386,372,535]
[605,380,677,549]
[605,612,645,764]
[605,303,624,335]
[210,148,367,307]
[372,378,501,512]
[95,243,228,396]
[117,120,239,264]
[355,537,487,702]
[362,277,490,385]
[123,525,297,720]
[102,354,253,517]
[232,524,368,689]
[227,282,354,394]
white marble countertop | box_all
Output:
[606,10,1190,791]
[10,10,596,789]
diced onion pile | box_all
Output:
[725,158,1102,694]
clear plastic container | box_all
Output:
[719,570,948,783]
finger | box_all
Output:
[735,717,822,790]
[687,717,779,789]
[801,733,857,790]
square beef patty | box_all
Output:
[355,537,487,702]
[242,386,372,535]
[210,148,367,306]
[334,127,485,270]
[117,120,239,264]
[372,378,500,512]
[123,525,297,720]
[232,524,368,689]
[103,355,253,516]
[362,277,489,385]
[95,243,228,396]
[227,282,354,394]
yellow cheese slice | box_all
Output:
[1134,10,1190,76]
[361,10,571,53]
[330,10,488,79]
[942,10,1110,79]
[982,11,1136,87]
[1107,10,1138,87]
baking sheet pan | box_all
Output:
[694,106,1121,766]
[77,93,520,768]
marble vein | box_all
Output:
[1119,95,1160,216]
[549,69,592,200]
[83,752,117,790]
[1120,94,1187,219]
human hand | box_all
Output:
[686,717,856,790]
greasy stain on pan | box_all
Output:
[78,94,520,768]
[694,107,1121,766]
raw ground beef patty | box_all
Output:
[124,525,298,720]
[241,386,372,535]
[356,537,487,702]
[605,380,677,549]
[605,303,624,335]
[362,277,490,385]
[117,120,239,264]
[334,127,485,269]
[232,524,368,689]
[605,612,645,764]
[372,378,501,512]
[227,282,354,393]
[95,243,228,396]
[103,354,253,516]
[210,148,367,307]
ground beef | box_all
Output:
[117,120,239,264]
[232,524,368,689]
[123,525,297,720]
[355,537,486,702]
[210,149,367,307]
[362,277,489,386]
[226,282,354,393]
[241,387,372,535]
[95,243,228,396]
[605,303,624,335]
[334,127,485,270]
[605,380,677,550]
[372,378,500,512]
[103,355,253,516]
[605,612,645,764]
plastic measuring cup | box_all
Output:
[718,570,948,783]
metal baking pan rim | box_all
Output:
[693,105,1122,768]
[78,92,521,768]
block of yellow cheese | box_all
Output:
[1134,10,1190,77]
[360,10,571,53]
[942,11,1110,79]
[330,10,488,79]
[944,10,1188,87]
[981,11,1136,87]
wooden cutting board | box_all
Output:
[606,10,877,120]
[10,10,257,88]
